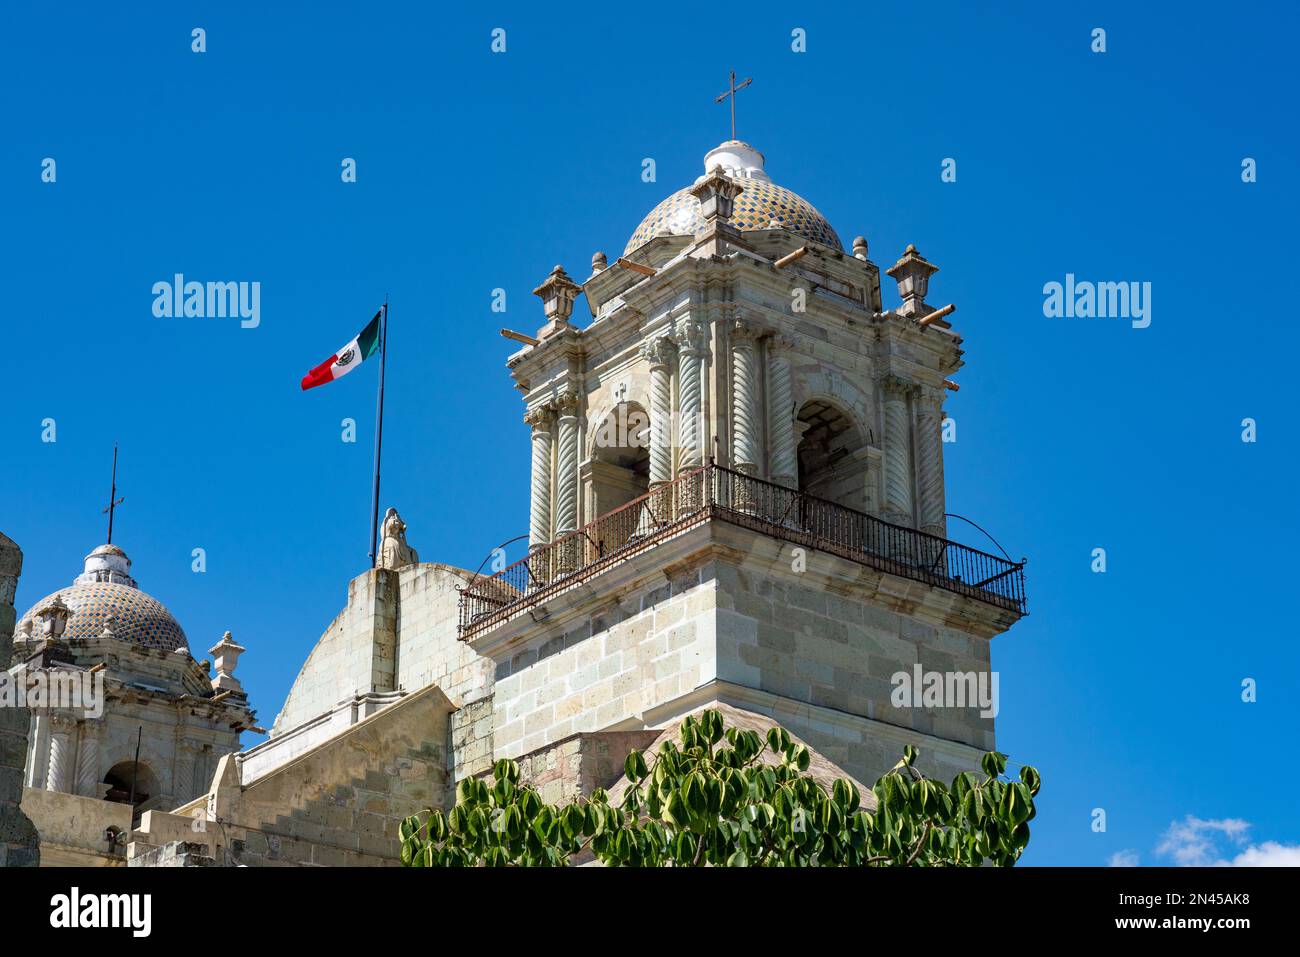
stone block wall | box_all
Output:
[490,564,718,758]
[1,531,39,868]
[135,685,457,867]
[711,557,995,752]
[513,730,659,806]
[274,563,491,738]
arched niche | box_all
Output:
[796,398,870,512]
[586,401,651,526]
[103,759,159,809]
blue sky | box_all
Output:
[3,2,1297,866]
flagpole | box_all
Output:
[368,296,389,569]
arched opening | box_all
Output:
[588,402,651,551]
[103,760,158,809]
[796,399,867,512]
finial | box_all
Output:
[34,594,72,641]
[99,614,118,639]
[209,631,247,694]
[853,236,869,260]
[592,251,607,272]
[885,244,940,319]
[713,71,753,142]
[102,444,124,545]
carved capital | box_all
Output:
[554,389,581,417]
[639,334,677,367]
[523,403,557,430]
[675,316,708,353]
[729,317,762,345]
[879,373,918,399]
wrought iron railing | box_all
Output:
[457,464,1026,637]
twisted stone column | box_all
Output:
[730,320,761,474]
[675,318,707,473]
[766,335,797,490]
[640,336,676,487]
[881,375,916,528]
[75,721,100,797]
[524,404,556,551]
[47,715,74,793]
[553,391,581,573]
[675,318,708,511]
[915,387,947,540]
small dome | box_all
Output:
[625,141,842,254]
[15,545,188,652]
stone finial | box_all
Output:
[689,166,745,228]
[853,236,869,260]
[591,251,607,272]
[533,265,582,325]
[208,631,246,694]
[885,243,939,318]
[99,614,118,639]
[34,594,71,641]
[378,507,420,570]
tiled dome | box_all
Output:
[625,141,842,254]
[15,545,188,652]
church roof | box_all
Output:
[624,141,843,254]
[15,544,189,652]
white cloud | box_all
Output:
[1108,849,1140,867]
[1154,816,1299,867]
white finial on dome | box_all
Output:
[701,141,771,184]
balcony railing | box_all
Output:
[457,464,1026,638]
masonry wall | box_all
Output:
[1,531,39,868]
[490,565,719,758]
[274,563,490,737]
[711,558,995,753]
[136,685,457,867]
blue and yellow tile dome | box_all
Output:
[15,544,189,652]
[625,141,842,254]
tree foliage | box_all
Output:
[399,709,1040,867]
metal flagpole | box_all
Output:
[368,296,389,568]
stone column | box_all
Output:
[75,721,101,798]
[640,335,677,525]
[524,404,556,552]
[675,317,708,510]
[881,375,916,529]
[766,335,798,490]
[47,715,74,794]
[915,387,947,539]
[553,390,581,573]
[729,320,762,511]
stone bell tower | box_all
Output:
[463,140,1026,787]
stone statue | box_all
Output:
[378,507,419,570]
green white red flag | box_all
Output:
[300,310,382,390]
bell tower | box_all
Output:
[465,141,1026,787]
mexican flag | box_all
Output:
[300,310,382,390]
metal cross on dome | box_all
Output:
[102,443,124,544]
[714,71,753,142]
